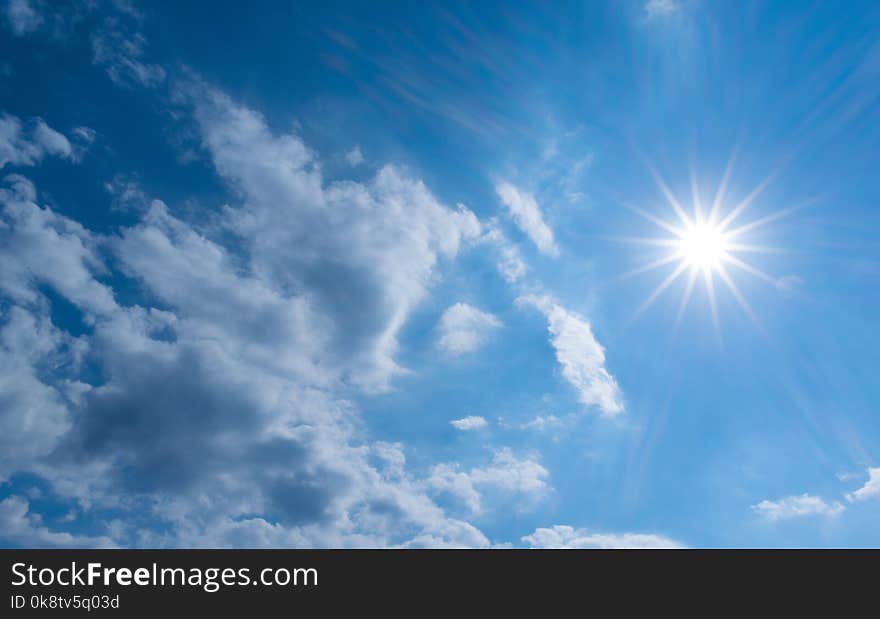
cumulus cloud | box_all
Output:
[0,114,72,168]
[450,416,488,431]
[523,525,685,549]
[846,467,880,503]
[3,0,42,36]
[0,174,116,316]
[517,295,623,415]
[427,448,549,515]
[751,494,846,521]
[436,303,502,356]
[0,82,496,548]
[0,306,81,480]
[0,496,116,548]
[495,181,559,257]
[184,80,481,390]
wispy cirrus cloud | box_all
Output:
[495,181,559,257]
[481,219,528,283]
[91,18,165,88]
[3,0,42,36]
[516,294,623,416]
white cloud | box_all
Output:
[345,146,364,166]
[0,496,116,548]
[0,307,80,480]
[427,448,549,515]
[0,114,72,169]
[517,295,623,415]
[91,21,165,88]
[495,181,559,257]
[0,174,116,316]
[450,416,488,431]
[846,467,880,503]
[69,126,97,162]
[436,303,502,356]
[751,494,846,521]
[481,220,527,283]
[0,82,496,549]
[523,525,685,549]
[3,0,42,36]
[185,80,481,390]
[521,415,564,431]
[644,0,679,18]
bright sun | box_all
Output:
[677,222,728,271]
[621,161,792,329]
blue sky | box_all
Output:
[1,0,879,548]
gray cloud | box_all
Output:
[0,82,498,548]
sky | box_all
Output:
[1,0,879,548]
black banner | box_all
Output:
[1,550,875,615]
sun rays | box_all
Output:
[621,160,793,331]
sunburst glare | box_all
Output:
[620,161,793,330]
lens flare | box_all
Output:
[617,159,799,331]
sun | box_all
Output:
[618,159,797,330]
[677,222,728,272]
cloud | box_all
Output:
[517,295,623,416]
[481,220,527,283]
[183,80,481,391]
[523,525,685,549]
[0,496,116,548]
[0,114,72,168]
[520,415,564,431]
[450,416,488,431]
[644,0,679,18]
[427,448,549,515]
[495,181,559,257]
[436,303,502,356]
[69,126,96,162]
[751,494,846,521]
[91,19,166,88]
[846,467,880,503]
[0,306,80,481]
[0,82,497,548]
[345,146,364,166]
[3,0,42,36]
[0,174,116,316]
